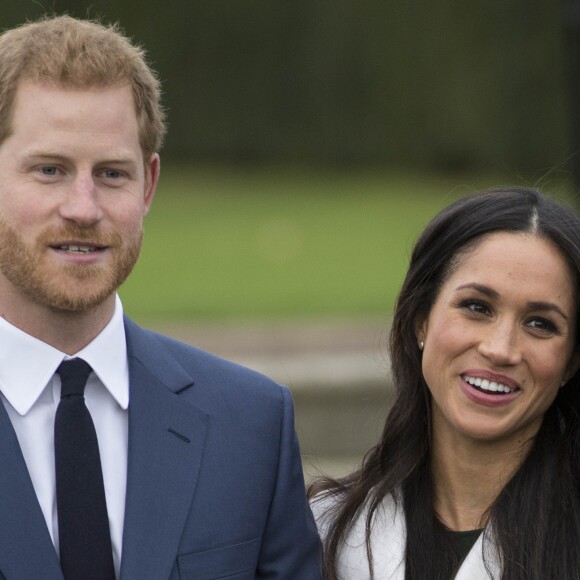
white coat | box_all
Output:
[311,492,501,580]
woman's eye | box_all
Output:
[461,300,490,316]
[527,317,558,334]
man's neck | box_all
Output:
[0,293,116,355]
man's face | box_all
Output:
[0,80,159,315]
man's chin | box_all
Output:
[39,286,116,314]
[44,292,114,314]
[26,274,121,314]
[0,241,140,314]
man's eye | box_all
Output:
[40,166,58,176]
[102,169,122,179]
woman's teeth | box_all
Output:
[463,375,515,394]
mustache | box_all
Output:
[38,225,123,247]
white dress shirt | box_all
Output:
[0,295,129,578]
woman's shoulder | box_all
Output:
[309,491,341,537]
[311,490,498,579]
[310,490,408,579]
[311,488,402,528]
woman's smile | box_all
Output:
[417,231,578,444]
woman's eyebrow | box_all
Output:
[454,283,498,298]
[526,301,569,321]
[455,283,569,321]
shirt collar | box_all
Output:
[0,295,128,415]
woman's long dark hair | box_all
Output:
[309,187,580,579]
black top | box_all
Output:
[444,528,483,561]
[433,518,484,577]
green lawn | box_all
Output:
[119,167,572,322]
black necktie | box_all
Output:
[54,358,115,580]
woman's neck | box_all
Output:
[430,423,532,531]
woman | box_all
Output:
[310,186,580,579]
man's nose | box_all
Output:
[58,176,103,226]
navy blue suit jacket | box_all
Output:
[0,317,322,579]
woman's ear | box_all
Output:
[564,345,580,384]
[414,314,427,346]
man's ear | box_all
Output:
[144,153,160,215]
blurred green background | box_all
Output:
[121,169,572,322]
[3,0,578,323]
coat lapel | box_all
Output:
[0,402,63,579]
[455,530,499,580]
[318,491,498,580]
[120,319,209,580]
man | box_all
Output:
[0,15,321,580]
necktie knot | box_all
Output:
[57,358,92,398]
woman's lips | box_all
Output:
[459,370,521,407]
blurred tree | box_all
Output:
[0,0,571,177]
[563,0,580,197]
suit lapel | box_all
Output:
[0,402,63,579]
[120,319,209,580]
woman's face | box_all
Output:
[417,232,579,445]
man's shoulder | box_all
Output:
[123,316,288,405]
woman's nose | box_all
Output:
[477,321,522,366]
